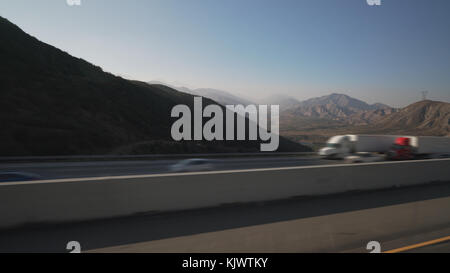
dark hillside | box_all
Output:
[0,17,310,155]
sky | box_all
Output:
[0,0,449,107]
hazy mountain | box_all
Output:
[282,93,397,126]
[259,95,302,111]
[0,16,310,156]
[148,82,254,106]
[189,88,254,106]
[297,93,379,110]
[147,81,193,95]
[372,103,393,110]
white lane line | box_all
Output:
[0,158,449,187]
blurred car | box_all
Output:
[345,153,385,164]
[0,172,42,182]
[169,159,217,173]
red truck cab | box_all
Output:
[388,137,415,160]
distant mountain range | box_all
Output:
[147,82,449,138]
[281,99,450,149]
[165,87,400,126]
[0,16,310,156]
[258,95,302,111]
[148,82,254,106]
[277,94,449,137]
[151,85,398,126]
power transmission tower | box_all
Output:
[421,91,429,101]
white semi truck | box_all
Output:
[320,134,450,160]
[319,135,400,159]
[319,135,406,159]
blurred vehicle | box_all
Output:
[388,136,450,160]
[319,135,400,159]
[169,159,216,173]
[0,172,41,182]
[345,153,385,163]
[387,137,415,160]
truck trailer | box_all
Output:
[319,135,401,159]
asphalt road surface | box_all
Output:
[0,156,334,180]
[405,240,450,253]
[1,181,449,253]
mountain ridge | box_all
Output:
[371,100,450,136]
[0,16,310,155]
[280,99,449,150]
[281,93,398,126]
[148,82,254,106]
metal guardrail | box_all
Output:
[0,152,317,163]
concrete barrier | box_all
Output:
[0,159,449,230]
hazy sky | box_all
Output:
[1,0,449,107]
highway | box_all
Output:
[403,239,450,253]
[0,156,334,180]
[1,181,449,253]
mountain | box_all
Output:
[0,16,310,156]
[370,100,450,136]
[187,88,254,106]
[297,93,379,110]
[259,95,302,111]
[372,103,393,110]
[148,82,254,106]
[280,100,449,150]
[282,93,398,126]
